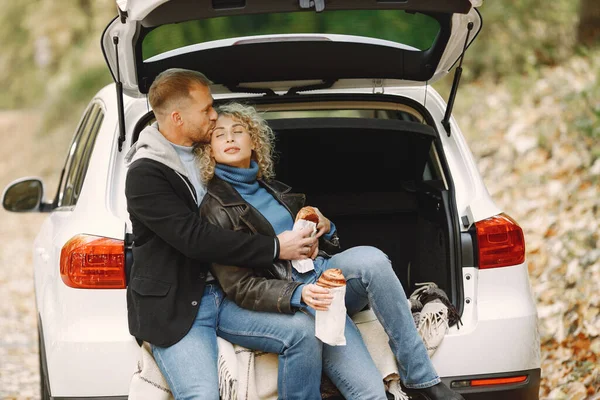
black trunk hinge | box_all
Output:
[113,36,127,152]
[441,21,474,137]
[299,0,325,12]
[117,6,128,23]
[286,79,336,95]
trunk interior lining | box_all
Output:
[271,117,444,293]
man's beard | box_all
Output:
[191,126,210,145]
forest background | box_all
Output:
[0,0,599,399]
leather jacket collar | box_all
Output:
[206,176,306,238]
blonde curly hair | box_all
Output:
[195,103,276,183]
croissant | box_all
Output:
[316,268,346,288]
[296,206,319,224]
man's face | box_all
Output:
[179,83,218,145]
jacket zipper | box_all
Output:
[174,171,198,206]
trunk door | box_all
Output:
[103,0,482,96]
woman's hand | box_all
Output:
[301,284,333,311]
[313,207,331,238]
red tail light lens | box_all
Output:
[451,375,528,388]
[471,375,528,386]
[475,213,525,269]
[60,234,126,289]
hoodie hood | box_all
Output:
[125,122,189,177]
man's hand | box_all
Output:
[277,226,317,260]
[313,207,331,238]
[301,284,333,311]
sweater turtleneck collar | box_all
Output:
[170,142,195,162]
[214,161,259,195]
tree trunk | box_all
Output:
[577,0,600,46]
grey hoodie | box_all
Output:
[125,122,188,177]
[125,122,199,205]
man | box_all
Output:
[125,68,317,399]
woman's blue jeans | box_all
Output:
[314,246,441,390]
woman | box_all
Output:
[197,103,464,400]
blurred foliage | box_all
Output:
[0,0,42,108]
[0,0,590,136]
[0,0,114,110]
[465,0,579,81]
[42,66,112,129]
[573,79,600,143]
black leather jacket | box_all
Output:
[199,176,340,314]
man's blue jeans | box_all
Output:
[151,283,222,400]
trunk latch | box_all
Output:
[299,0,325,12]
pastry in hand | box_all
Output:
[296,206,319,224]
[316,268,346,288]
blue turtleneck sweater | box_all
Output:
[214,161,336,308]
[215,161,294,234]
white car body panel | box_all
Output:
[433,265,539,376]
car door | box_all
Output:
[34,101,105,334]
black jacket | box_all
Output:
[199,176,340,314]
[125,158,276,347]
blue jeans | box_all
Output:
[151,283,221,400]
[310,246,441,389]
[218,294,387,400]
[152,245,439,399]
[152,283,328,400]
[152,282,387,400]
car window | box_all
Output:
[142,10,440,60]
[57,103,104,208]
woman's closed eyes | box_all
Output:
[214,130,246,140]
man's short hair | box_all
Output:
[148,68,212,117]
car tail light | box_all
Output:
[475,213,525,269]
[60,234,126,289]
[451,375,528,388]
[471,376,528,386]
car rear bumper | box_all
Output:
[443,368,541,400]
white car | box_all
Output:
[2,0,540,399]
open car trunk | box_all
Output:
[261,107,461,308]
[128,95,463,308]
